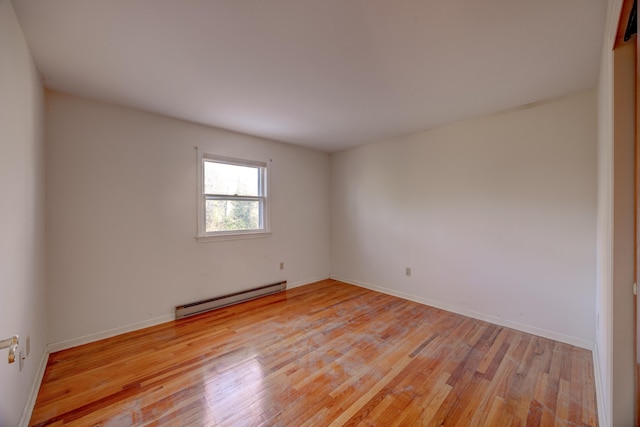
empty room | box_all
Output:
[1,0,637,426]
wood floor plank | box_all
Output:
[29,279,598,426]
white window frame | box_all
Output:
[197,151,270,242]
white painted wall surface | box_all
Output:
[45,92,330,346]
[0,1,47,425]
[596,29,615,426]
[595,1,634,425]
[331,90,597,347]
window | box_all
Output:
[198,153,269,240]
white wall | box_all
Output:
[0,1,47,425]
[596,19,615,424]
[45,92,330,346]
[594,0,638,425]
[331,90,597,348]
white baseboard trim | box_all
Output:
[19,279,331,423]
[19,276,597,425]
[46,277,331,353]
[47,313,175,353]
[592,343,608,427]
[286,275,331,289]
[331,275,594,350]
[18,347,49,427]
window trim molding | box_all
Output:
[196,149,271,242]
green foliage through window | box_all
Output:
[205,199,259,232]
[202,157,266,235]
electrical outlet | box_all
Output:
[405,267,411,277]
[280,262,284,270]
[19,347,24,372]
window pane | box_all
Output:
[205,199,260,232]
[204,161,260,196]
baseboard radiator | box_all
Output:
[175,281,287,320]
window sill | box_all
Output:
[196,231,272,243]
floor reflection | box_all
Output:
[203,356,265,425]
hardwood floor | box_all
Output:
[30,279,598,426]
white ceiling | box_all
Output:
[12,0,607,152]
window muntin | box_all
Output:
[199,154,268,239]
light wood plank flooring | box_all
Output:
[30,279,597,426]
